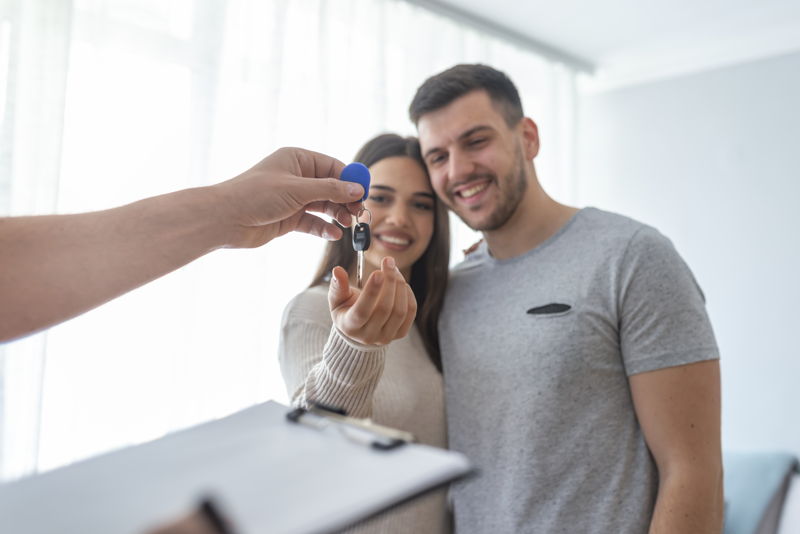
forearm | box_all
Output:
[280,321,386,419]
[0,186,228,341]
[299,327,386,418]
[649,464,724,534]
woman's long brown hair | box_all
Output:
[309,133,450,371]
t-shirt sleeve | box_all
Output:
[277,291,387,418]
[618,227,720,375]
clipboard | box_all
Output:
[0,400,471,534]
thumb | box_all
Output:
[292,177,364,206]
[328,266,352,310]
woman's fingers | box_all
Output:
[342,266,386,330]
[328,266,354,310]
[380,265,409,340]
[335,256,417,345]
[367,258,400,336]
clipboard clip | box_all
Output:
[286,403,414,451]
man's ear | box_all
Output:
[519,117,540,160]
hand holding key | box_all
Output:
[328,256,417,346]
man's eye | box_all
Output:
[468,137,487,147]
[428,154,446,166]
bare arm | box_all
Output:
[630,359,723,534]
[0,147,364,342]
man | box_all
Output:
[1,146,413,346]
[410,64,722,533]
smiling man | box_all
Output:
[410,64,723,533]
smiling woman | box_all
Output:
[278,133,450,532]
[307,134,450,369]
[364,158,436,279]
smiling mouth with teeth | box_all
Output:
[457,182,490,199]
[377,235,411,246]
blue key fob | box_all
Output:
[340,162,370,202]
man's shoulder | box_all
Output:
[446,208,670,278]
[450,241,490,278]
[573,207,667,253]
[577,207,653,237]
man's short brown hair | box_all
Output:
[409,64,523,127]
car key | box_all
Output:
[353,219,371,289]
[340,162,372,288]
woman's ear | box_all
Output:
[519,117,540,160]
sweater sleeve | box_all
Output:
[278,291,387,419]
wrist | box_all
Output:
[185,184,241,250]
[141,186,232,253]
[331,324,386,351]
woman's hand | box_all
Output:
[328,257,417,346]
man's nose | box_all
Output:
[447,150,474,182]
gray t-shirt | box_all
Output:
[440,207,719,533]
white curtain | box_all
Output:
[0,0,576,479]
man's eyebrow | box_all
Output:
[423,125,493,160]
[458,125,493,140]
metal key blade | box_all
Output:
[357,251,364,289]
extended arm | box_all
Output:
[279,317,387,419]
[279,258,416,418]
[630,359,723,534]
[0,148,364,342]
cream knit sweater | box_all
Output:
[278,285,449,534]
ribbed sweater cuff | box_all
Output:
[307,327,386,418]
[322,327,385,383]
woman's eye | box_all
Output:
[414,202,434,211]
[368,195,388,204]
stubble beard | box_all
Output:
[451,148,528,232]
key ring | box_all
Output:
[356,206,372,226]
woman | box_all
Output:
[278,133,450,533]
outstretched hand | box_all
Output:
[211,147,365,248]
[328,257,417,346]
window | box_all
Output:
[0,0,576,479]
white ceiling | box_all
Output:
[426,0,800,90]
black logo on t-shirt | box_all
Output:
[526,303,572,315]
